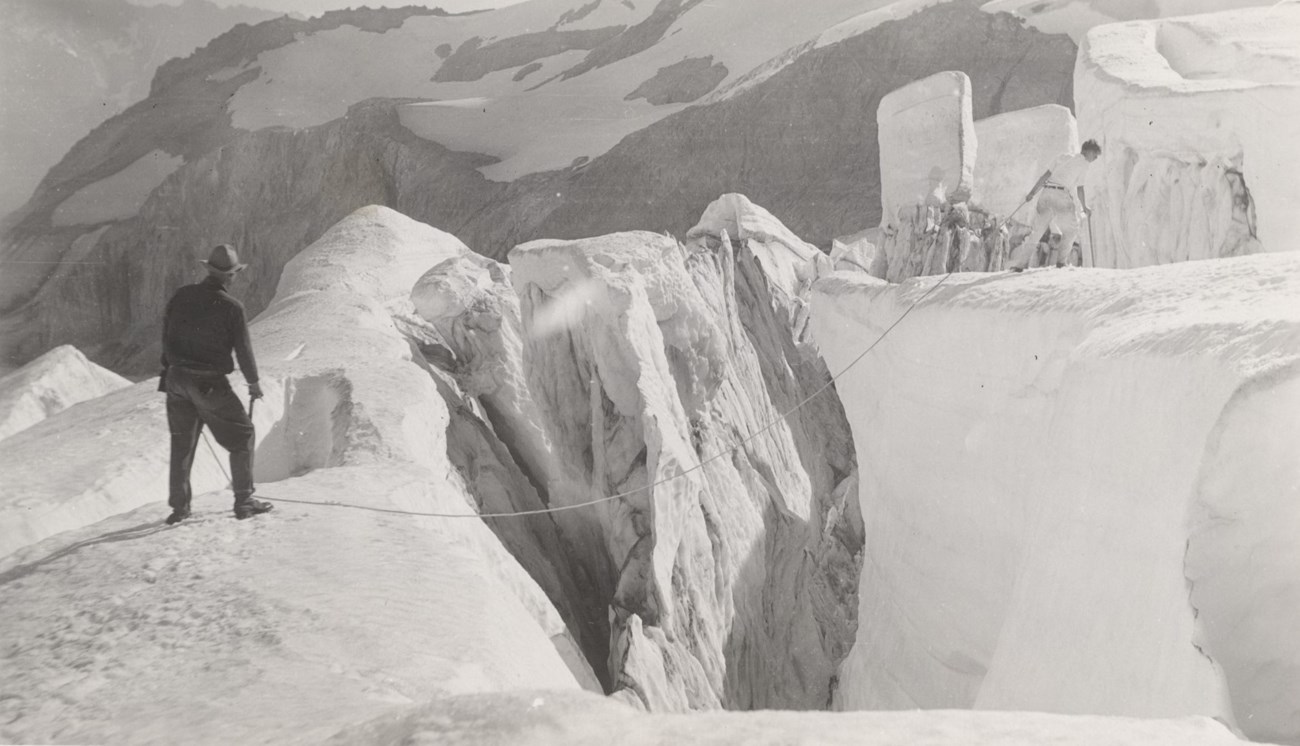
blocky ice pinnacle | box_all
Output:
[876,71,976,228]
[971,104,1078,221]
[1075,4,1300,266]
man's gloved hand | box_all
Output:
[249,381,264,400]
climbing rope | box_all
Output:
[205,270,954,519]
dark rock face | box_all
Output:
[0,2,1074,374]
[626,56,729,105]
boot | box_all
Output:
[165,507,191,525]
[234,497,273,520]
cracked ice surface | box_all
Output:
[812,254,1300,744]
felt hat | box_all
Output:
[201,244,246,274]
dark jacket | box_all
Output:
[160,276,259,386]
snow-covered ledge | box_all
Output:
[811,255,1300,744]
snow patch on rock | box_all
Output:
[226,0,953,182]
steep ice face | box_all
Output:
[509,196,861,709]
[1076,5,1300,267]
[0,344,130,441]
[877,71,976,230]
[971,104,1078,220]
[411,252,561,489]
[812,254,1300,744]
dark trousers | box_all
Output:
[165,368,255,509]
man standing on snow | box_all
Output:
[159,244,272,524]
[1008,139,1101,272]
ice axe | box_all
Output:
[998,196,1033,230]
[1085,210,1097,268]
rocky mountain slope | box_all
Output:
[0,0,283,222]
[0,0,1076,374]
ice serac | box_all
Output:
[812,254,1300,745]
[971,104,1078,220]
[407,249,609,690]
[509,194,861,710]
[0,344,130,441]
[877,70,976,231]
[1075,5,1300,268]
[874,72,1017,282]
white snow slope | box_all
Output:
[0,344,130,441]
[1076,4,1300,267]
[0,205,590,743]
[812,255,1300,745]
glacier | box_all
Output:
[812,255,1300,744]
[3,199,1293,744]
[1077,5,1300,266]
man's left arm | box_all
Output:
[158,296,172,392]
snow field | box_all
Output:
[810,254,1300,743]
[0,464,579,745]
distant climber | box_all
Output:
[1008,139,1101,271]
[158,244,271,524]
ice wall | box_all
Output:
[877,71,975,231]
[1076,5,1300,267]
[812,254,1300,744]
[508,195,861,710]
[874,76,1081,281]
[971,105,1078,220]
